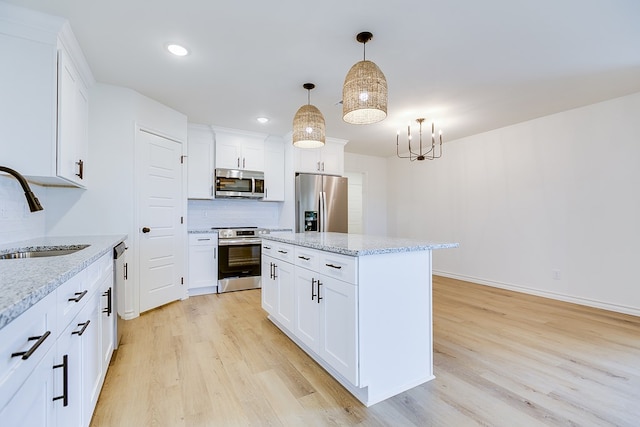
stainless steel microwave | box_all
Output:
[215,168,265,199]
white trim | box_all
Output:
[433,270,640,317]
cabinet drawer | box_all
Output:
[56,268,89,333]
[189,233,217,246]
[294,246,320,271]
[0,291,57,409]
[264,242,293,263]
[319,252,358,284]
[86,252,111,293]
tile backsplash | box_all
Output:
[188,199,282,230]
[0,175,46,244]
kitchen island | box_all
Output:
[260,232,458,406]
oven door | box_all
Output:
[217,240,262,292]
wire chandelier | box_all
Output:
[396,118,443,161]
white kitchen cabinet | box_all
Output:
[294,138,346,176]
[261,242,295,330]
[0,344,57,427]
[0,4,93,187]
[187,124,215,199]
[214,128,265,171]
[263,137,285,201]
[188,233,218,296]
[98,260,115,390]
[293,264,358,385]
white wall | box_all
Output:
[387,92,640,315]
[0,176,46,243]
[344,152,388,236]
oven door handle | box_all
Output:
[218,238,263,246]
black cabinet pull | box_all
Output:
[102,287,112,316]
[325,263,342,270]
[273,263,278,279]
[68,290,87,302]
[11,331,51,360]
[53,355,69,407]
[75,159,84,179]
[124,262,128,280]
[72,320,90,336]
[278,250,288,254]
[311,278,317,301]
[317,280,323,304]
[298,256,310,261]
[264,246,271,250]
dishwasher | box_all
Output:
[113,242,127,349]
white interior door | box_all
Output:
[137,129,185,312]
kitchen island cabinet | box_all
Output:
[261,232,458,406]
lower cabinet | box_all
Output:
[261,251,295,331]
[0,345,57,426]
[0,250,116,427]
[188,233,218,295]
[293,267,358,385]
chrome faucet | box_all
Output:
[0,166,43,212]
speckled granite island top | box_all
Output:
[262,232,458,256]
[0,235,126,331]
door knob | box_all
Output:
[142,227,151,233]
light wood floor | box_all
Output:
[90,276,640,426]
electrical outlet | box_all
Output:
[552,269,561,280]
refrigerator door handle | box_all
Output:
[319,191,325,232]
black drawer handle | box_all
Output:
[53,354,69,407]
[11,330,51,360]
[298,256,310,261]
[278,250,288,254]
[72,320,91,336]
[317,280,323,303]
[68,290,88,302]
[264,246,271,250]
[325,263,342,270]
[102,287,112,316]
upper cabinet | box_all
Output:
[214,127,265,172]
[263,136,285,201]
[0,4,94,187]
[294,138,347,176]
[187,124,215,199]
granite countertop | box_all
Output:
[0,235,126,331]
[263,232,459,256]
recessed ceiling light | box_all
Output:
[166,44,189,56]
[256,117,269,124]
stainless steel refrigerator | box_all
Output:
[295,173,348,233]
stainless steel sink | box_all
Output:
[0,244,90,260]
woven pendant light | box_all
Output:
[292,83,325,148]
[342,32,387,125]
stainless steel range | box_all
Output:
[215,227,270,293]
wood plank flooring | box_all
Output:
[90,276,640,426]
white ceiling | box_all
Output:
[7,0,640,157]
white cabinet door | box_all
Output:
[187,125,214,199]
[293,266,320,352]
[55,311,84,427]
[318,142,344,176]
[241,138,265,171]
[57,45,89,187]
[294,147,322,173]
[275,260,295,331]
[82,290,103,426]
[99,271,115,377]
[188,234,218,294]
[261,255,277,315]
[0,345,56,427]
[263,137,285,201]
[318,275,358,385]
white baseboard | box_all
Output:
[433,270,640,317]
